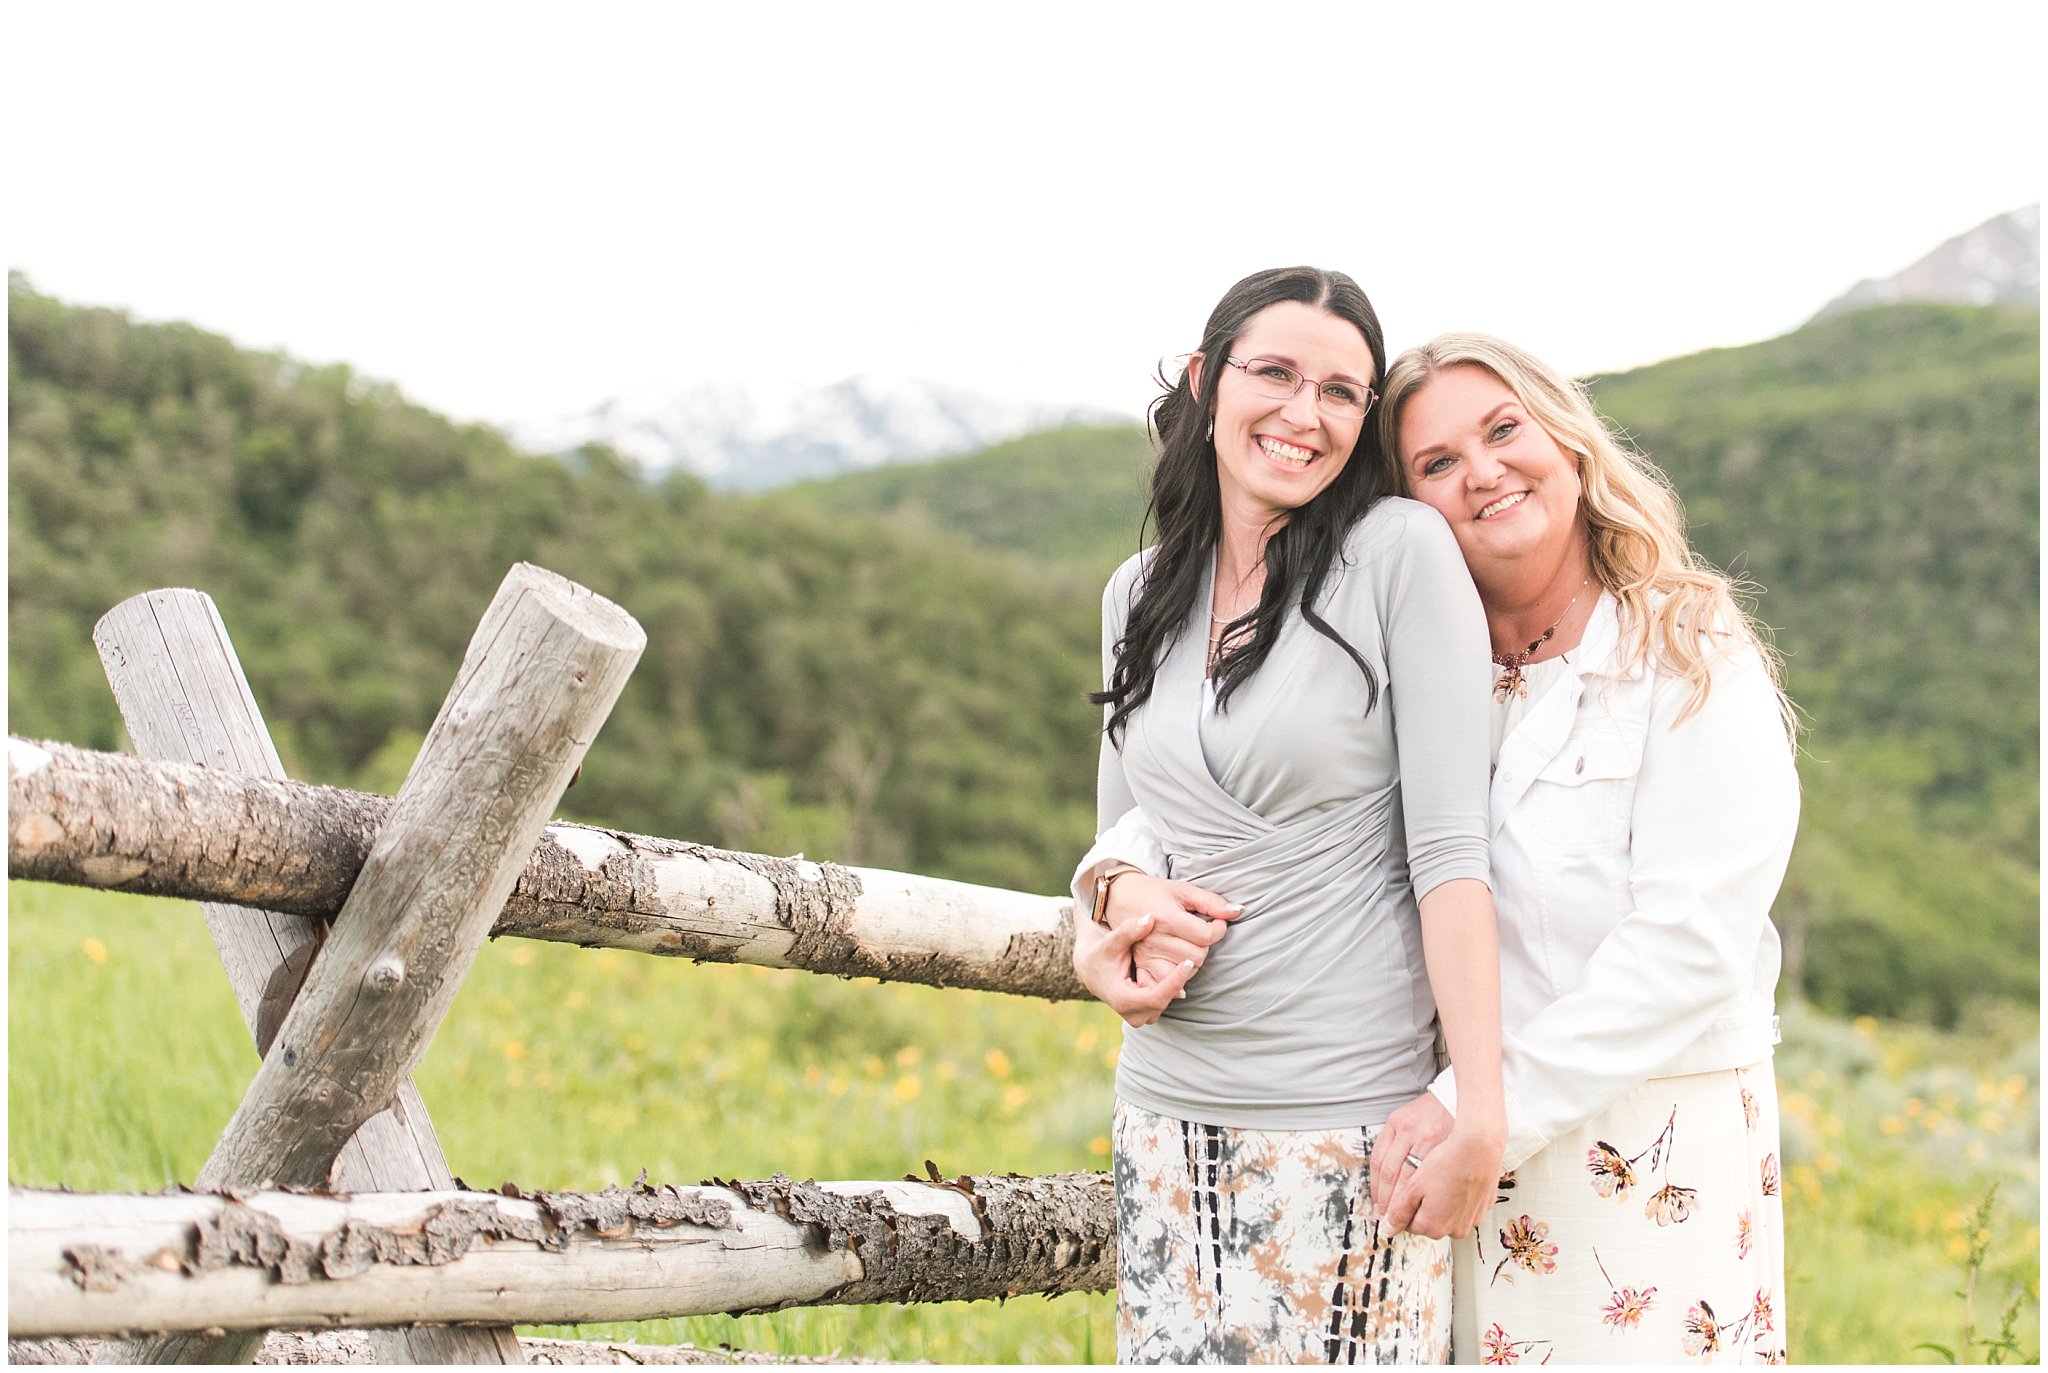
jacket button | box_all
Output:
[1575,755,1585,774]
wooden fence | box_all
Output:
[6,566,1112,1365]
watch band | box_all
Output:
[1090,863,1144,927]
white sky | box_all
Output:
[6,2,2042,428]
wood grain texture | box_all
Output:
[193,564,642,1193]
[85,587,537,1365]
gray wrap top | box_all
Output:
[1096,498,1493,1129]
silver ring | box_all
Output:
[1403,1153,1424,1169]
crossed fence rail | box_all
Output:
[6,566,1112,1365]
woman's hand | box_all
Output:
[1371,1092,1504,1240]
[1369,1091,1456,1216]
[1072,910,1195,1026]
[1101,872,1240,989]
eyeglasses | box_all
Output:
[1224,356,1378,419]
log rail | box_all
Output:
[9,1172,1113,1340]
[7,737,1086,1001]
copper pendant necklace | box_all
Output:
[1492,579,1589,702]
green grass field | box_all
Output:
[7,881,2037,1363]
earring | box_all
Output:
[1206,419,1214,442]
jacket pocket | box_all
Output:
[1531,727,1643,852]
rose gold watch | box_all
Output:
[1090,863,1145,927]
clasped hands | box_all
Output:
[1366,1090,1502,1240]
[1070,871,1240,1027]
[1071,870,1502,1239]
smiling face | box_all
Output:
[1396,363,1587,587]
[1192,300,1374,529]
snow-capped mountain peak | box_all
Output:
[511,375,1131,490]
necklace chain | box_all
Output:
[1209,552,1261,667]
[1491,579,1590,702]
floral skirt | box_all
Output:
[1113,1098,1452,1364]
[1451,1062,1787,1365]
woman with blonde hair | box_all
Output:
[1078,332,1799,1363]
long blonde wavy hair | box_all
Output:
[1378,332,1793,735]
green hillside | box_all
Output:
[782,304,2042,1024]
[6,274,1101,897]
[763,424,1156,582]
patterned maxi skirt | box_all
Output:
[1450,1062,1788,1365]
[1114,1099,1453,1364]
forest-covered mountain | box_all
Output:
[780,303,2043,1025]
[7,276,2038,1024]
[7,275,1102,898]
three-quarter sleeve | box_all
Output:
[1374,506,1494,900]
[1075,557,1165,911]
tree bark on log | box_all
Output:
[8,1172,1114,1339]
[85,587,531,1367]
[8,742,1087,1002]
[11,1333,897,1364]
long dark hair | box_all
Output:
[1092,266,1392,745]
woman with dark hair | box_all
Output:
[1069,267,1507,1363]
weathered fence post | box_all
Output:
[88,588,526,1367]
[91,567,641,1362]
[196,562,643,1187]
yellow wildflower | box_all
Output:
[936,1060,959,1081]
[804,1065,824,1088]
[894,1075,923,1103]
[895,1045,923,1068]
[1089,1136,1111,1158]
[1852,1015,1877,1038]
[82,938,108,965]
[864,1056,885,1078]
[1002,1085,1031,1111]
[502,1041,526,1062]
[508,946,537,967]
[984,1049,1012,1079]
[1075,1026,1100,1053]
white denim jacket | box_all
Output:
[1074,593,1801,1169]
